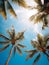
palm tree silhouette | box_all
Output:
[25,34,49,65]
[0,26,26,65]
[30,0,49,29]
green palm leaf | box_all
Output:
[25,50,35,53]
[0,34,10,40]
[17,44,26,48]
[31,40,38,48]
[17,46,22,55]
[16,31,24,40]
[42,17,48,29]
[0,44,9,52]
[0,0,7,19]
[30,15,35,21]
[12,0,28,8]
[37,34,43,44]
[34,0,42,6]
[26,50,37,61]
[33,54,41,65]
[0,41,10,44]
[0,0,17,19]
[7,0,17,17]
[13,46,17,56]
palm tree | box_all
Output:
[0,0,29,19]
[30,0,49,29]
[0,26,26,65]
[25,34,49,65]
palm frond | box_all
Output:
[5,47,13,65]
[7,0,17,17]
[30,13,43,23]
[0,0,17,19]
[0,34,10,40]
[12,0,28,8]
[42,17,48,29]
[37,34,43,43]
[25,50,37,53]
[17,44,26,48]
[0,0,7,19]
[17,46,22,55]
[46,46,49,49]
[31,40,38,48]
[36,5,43,11]
[30,15,35,21]
[0,41,10,44]
[43,52,49,61]
[13,46,16,56]
[7,30,13,38]
[0,44,9,52]
[33,53,41,65]
[34,0,42,6]
[16,31,24,40]
[44,34,49,42]
[26,50,37,61]
[34,14,43,23]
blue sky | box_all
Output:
[0,0,49,65]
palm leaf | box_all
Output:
[44,34,49,42]
[7,30,12,38]
[34,0,42,6]
[17,46,22,55]
[16,31,24,40]
[0,34,10,40]
[30,12,43,23]
[7,0,17,17]
[0,0,17,19]
[34,14,43,23]
[5,47,13,65]
[42,17,48,29]
[0,41,10,44]
[33,54,41,65]
[12,0,28,8]
[30,15,35,21]
[13,46,16,56]
[37,34,43,44]
[25,50,37,53]
[31,40,38,48]
[17,44,26,48]
[0,0,7,19]
[26,50,37,61]
[46,46,49,49]
[0,44,9,52]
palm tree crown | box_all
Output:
[0,26,26,65]
[25,34,49,65]
[30,0,49,29]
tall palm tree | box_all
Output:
[25,34,49,65]
[0,26,26,65]
[30,0,49,29]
